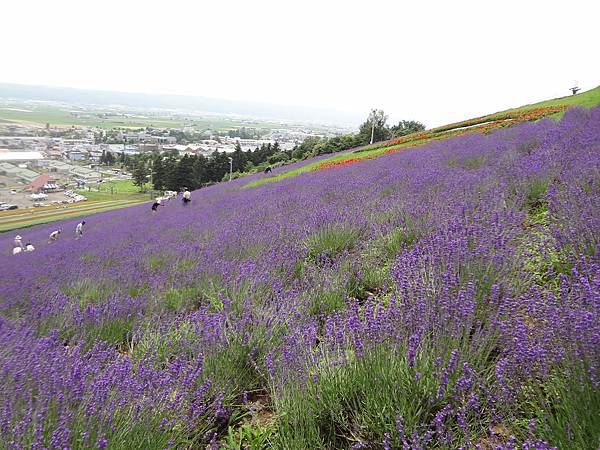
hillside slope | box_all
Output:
[1,104,599,448]
[246,85,600,187]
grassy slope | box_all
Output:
[245,85,600,188]
[0,199,144,232]
[0,180,150,233]
[508,85,600,111]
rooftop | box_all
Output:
[0,151,45,161]
[25,174,52,192]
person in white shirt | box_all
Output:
[75,220,86,239]
[182,189,191,205]
[48,230,61,243]
[24,243,35,252]
[14,235,24,250]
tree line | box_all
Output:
[290,110,425,159]
[103,110,424,191]
[108,141,289,191]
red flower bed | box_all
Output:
[315,104,571,172]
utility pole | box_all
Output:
[228,157,233,181]
[369,109,377,145]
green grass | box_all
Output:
[503,84,600,113]
[304,224,362,262]
[77,179,155,201]
[515,364,600,450]
[0,200,144,232]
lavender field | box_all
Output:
[1,106,599,449]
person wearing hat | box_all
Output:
[13,235,24,251]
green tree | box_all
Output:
[389,120,426,138]
[358,109,389,144]
[173,155,195,190]
[132,163,149,191]
[151,154,166,191]
[163,156,179,191]
[192,154,207,187]
[231,141,247,173]
[105,151,116,165]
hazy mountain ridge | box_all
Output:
[0,83,363,127]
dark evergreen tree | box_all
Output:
[192,154,207,188]
[162,156,178,191]
[151,154,166,190]
[173,155,195,190]
[132,163,149,190]
[231,141,246,173]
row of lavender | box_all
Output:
[0,106,598,448]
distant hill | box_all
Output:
[0,82,364,127]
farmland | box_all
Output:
[1,101,598,448]
[0,102,286,131]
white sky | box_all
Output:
[2,0,599,127]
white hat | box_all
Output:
[15,235,22,240]
[157,199,162,204]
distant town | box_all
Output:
[0,99,351,211]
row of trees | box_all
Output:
[289,111,425,159]
[113,110,425,192]
[119,141,290,191]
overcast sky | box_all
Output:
[2,0,599,127]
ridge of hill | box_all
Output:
[245,85,600,187]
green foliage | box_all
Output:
[223,422,275,450]
[62,279,112,308]
[383,227,418,257]
[163,285,200,312]
[358,109,389,144]
[389,120,426,138]
[447,156,486,170]
[525,177,550,213]
[147,252,170,270]
[267,151,290,164]
[83,317,133,350]
[274,345,489,449]
[304,277,347,318]
[305,224,361,261]
[131,320,196,362]
[132,162,150,190]
[516,364,600,450]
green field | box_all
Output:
[0,199,145,232]
[0,103,286,131]
[77,179,157,201]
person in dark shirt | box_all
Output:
[151,199,162,212]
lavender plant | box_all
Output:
[0,106,598,449]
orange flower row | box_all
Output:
[314,104,571,172]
